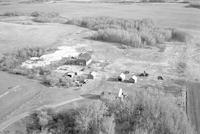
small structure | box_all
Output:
[138,71,149,77]
[56,65,83,75]
[78,52,92,66]
[64,72,77,78]
[64,52,92,66]
[157,76,164,80]
[88,71,97,79]
[129,74,138,83]
[118,88,123,98]
[118,73,126,81]
[118,88,127,101]
[118,88,124,101]
[123,70,130,74]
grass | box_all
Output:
[25,89,196,134]
[67,17,188,48]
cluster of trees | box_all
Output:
[68,17,188,49]
[26,90,196,134]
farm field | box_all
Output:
[0,0,200,134]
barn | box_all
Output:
[64,53,92,66]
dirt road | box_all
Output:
[0,97,83,132]
[187,82,200,133]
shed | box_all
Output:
[78,53,92,66]
[129,75,137,83]
[88,71,97,79]
[118,73,126,81]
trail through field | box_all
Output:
[187,82,200,133]
[185,34,200,133]
[0,97,84,132]
[0,85,20,99]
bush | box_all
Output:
[41,73,74,87]
[26,0,53,3]
[105,90,196,134]
[92,28,142,47]
[188,2,200,9]
[0,11,26,16]
[67,17,154,31]
[26,101,108,134]
[31,12,67,23]
[31,11,59,18]
[0,47,46,72]
[75,101,108,134]
[171,29,190,42]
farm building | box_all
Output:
[78,52,92,66]
[64,52,92,66]
[129,75,137,83]
[88,71,97,79]
[118,73,126,81]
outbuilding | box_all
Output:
[78,52,92,66]
[129,75,138,83]
[64,52,92,66]
[118,73,126,81]
[88,71,97,79]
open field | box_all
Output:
[0,0,200,134]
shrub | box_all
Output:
[26,101,108,134]
[31,12,67,23]
[67,17,154,31]
[75,101,108,134]
[106,91,196,134]
[31,11,59,18]
[0,47,46,72]
[41,73,74,87]
[26,108,56,134]
[188,2,200,9]
[26,0,53,3]
[92,28,142,47]
[171,29,190,42]
[0,11,26,16]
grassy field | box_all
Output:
[0,1,200,134]
[0,2,200,30]
[187,1,200,9]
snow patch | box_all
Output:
[21,45,81,69]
